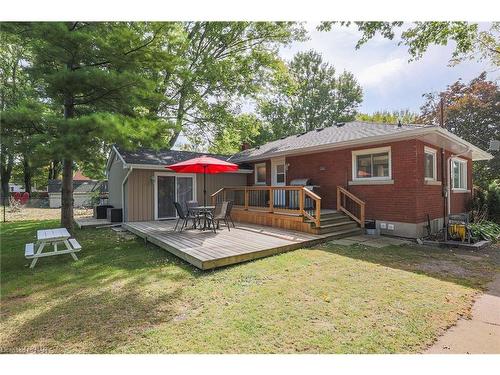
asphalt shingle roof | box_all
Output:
[229,121,433,163]
[115,146,230,166]
[48,179,101,193]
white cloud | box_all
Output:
[356,58,406,88]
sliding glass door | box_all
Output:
[155,173,196,219]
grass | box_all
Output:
[1,219,499,354]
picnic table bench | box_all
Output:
[25,228,82,268]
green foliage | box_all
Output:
[156,22,306,149]
[486,181,500,223]
[470,221,500,242]
[319,21,499,67]
[209,114,264,155]
[420,73,500,188]
[356,110,419,125]
[257,50,363,141]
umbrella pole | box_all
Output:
[203,165,206,207]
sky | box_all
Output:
[279,22,496,114]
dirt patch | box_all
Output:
[3,208,92,222]
[414,260,470,278]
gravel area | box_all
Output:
[2,207,93,222]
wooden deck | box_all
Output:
[74,216,114,229]
[122,220,349,270]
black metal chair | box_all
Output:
[173,202,197,232]
[207,201,231,233]
[185,200,200,228]
[226,200,235,228]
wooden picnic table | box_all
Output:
[25,228,82,269]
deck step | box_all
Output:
[314,222,359,235]
[316,227,363,238]
[306,215,351,226]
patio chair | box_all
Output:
[173,202,197,232]
[185,200,200,228]
[226,200,235,228]
[208,201,230,233]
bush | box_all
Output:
[487,181,500,223]
[470,221,500,243]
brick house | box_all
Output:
[107,121,492,238]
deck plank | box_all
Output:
[122,220,334,270]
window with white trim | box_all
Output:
[352,147,391,180]
[255,163,266,184]
[424,147,437,180]
[452,158,467,190]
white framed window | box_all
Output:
[254,162,267,185]
[424,146,437,181]
[452,158,467,190]
[352,146,391,181]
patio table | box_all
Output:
[190,206,215,231]
[25,228,81,268]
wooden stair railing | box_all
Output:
[210,186,321,227]
[336,186,365,228]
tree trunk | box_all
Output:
[0,150,14,205]
[168,90,186,148]
[61,90,75,229]
[23,154,32,195]
[48,160,61,180]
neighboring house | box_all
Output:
[48,171,107,208]
[8,183,25,193]
[107,121,492,238]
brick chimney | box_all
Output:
[241,142,250,151]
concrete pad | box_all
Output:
[362,240,390,248]
[426,274,500,354]
[344,235,374,242]
[328,239,358,246]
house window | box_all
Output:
[452,158,467,190]
[276,164,285,184]
[255,163,266,184]
[352,147,391,180]
[424,147,437,180]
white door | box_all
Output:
[271,158,286,208]
[154,173,196,220]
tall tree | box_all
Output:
[155,22,305,149]
[419,73,500,187]
[356,110,419,125]
[3,22,178,228]
[258,50,363,139]
[318,22,499,67]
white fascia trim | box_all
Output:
[121,167,133,220]
[435,127,493,161]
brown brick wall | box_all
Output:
[243,139,472,224]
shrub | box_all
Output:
[486,180,500,223]
[470,221,500,243]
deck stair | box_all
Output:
[305,209,362,236]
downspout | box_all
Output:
[122,166,133,222]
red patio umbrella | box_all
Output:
[166,156,238,207]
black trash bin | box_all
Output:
[94,205,114,219]
[106,208,123,223]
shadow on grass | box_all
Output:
[316,240,500,294]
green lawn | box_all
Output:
[1,219,498,353]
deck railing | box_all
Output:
[336,186,365,228]
[211,186,321,227]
